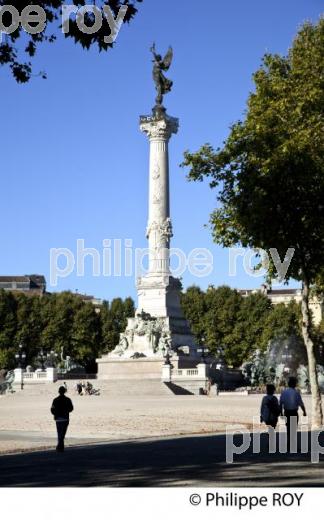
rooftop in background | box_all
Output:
[239,284,323,326]
[74,292,103,309]
[0,275,46,295]
[239,285,302,297]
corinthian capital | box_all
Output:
[140,113,179,140]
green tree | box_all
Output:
[182,19,324,426]
[100,297,135,353]
[0,0,143,83]
[40,292,80,357]
[0,290,17,348]
[0,348,15,370]
[14,293,43,365]
[180,285,206,342]
[260,301,302,349]
[71,302,101,371]
[203,285,242,364]
[232,293,272,363]
[0,290,17,367]
[0,290,135,371]
[181,285,303,366]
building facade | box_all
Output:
[0,275,46,295]
[239,285,323,326]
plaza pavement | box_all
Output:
[0,382,323,486]
[0,380,302,453]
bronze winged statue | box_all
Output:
[150,43,173,109]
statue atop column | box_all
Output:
[150,43,173,114]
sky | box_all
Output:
[0,0,322,302]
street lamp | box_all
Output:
[46,350,58,368]
[15,344,26,369]
[15,343,26,390]
[198,338,208,363]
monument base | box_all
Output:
[97,357,166,380]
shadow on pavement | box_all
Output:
[1,432,324,487]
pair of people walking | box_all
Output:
[260,376,307,451]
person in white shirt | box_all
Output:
[280,377,306,451]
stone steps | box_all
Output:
[14,379,174,397]
[98,379,173,397]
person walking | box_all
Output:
[51,386,74,452]
[280,376,306,451]
[260,384,280,429]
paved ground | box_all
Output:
[0,381,269,453]
[0,381,316,452]
[1,432,324,487]
[0,382,322,486]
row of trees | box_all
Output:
[1,285,318,374]
[181,285,311,367]
[0,290,134,372]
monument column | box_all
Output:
[140,112,179,275]
[97,43,200,379]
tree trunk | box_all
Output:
[301,279,323,428]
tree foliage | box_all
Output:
[182,19,324,426]
[100,297,134,353]
[0,1,143,83]
[181,285,301,367]
[183,20,324,276]
[0,289,134,371]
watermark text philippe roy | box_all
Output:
[226,416,324,463]
[49,239,295,286]
[0,3,128,43]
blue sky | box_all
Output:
[1,0,322,301]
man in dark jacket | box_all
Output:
[51,386,74,452]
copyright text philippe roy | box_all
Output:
[189,492,304,509]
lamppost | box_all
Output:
[15,343,26,390]
[46,350,58,368]
[198,337,208,363]
[215,346,225,370]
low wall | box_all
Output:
[13,368,57,385]
[162,363,208,395]
[169,378,208,395]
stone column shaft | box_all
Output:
[140,113,179,274]
[148,138,169,226]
